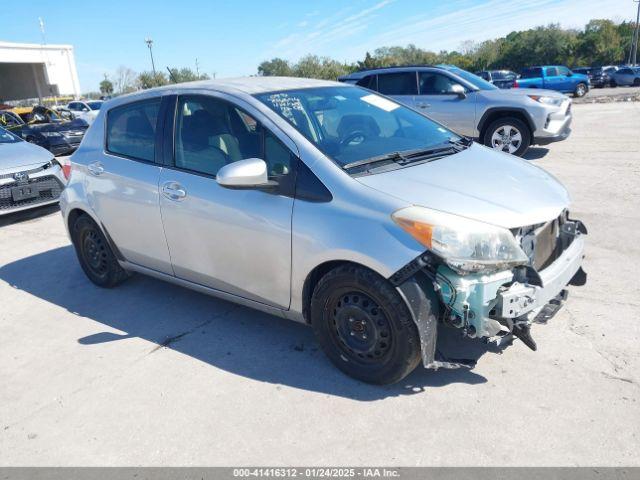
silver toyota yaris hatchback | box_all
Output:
[60,77,587,384]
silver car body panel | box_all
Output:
[60,77,585,361]
[355,143,570,229]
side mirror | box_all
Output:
[82,107,90,112]
[567,71,573,77]
[451,84,467,99]
[216,158,275,189]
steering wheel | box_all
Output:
[340,130,368,146]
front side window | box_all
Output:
[377,72,418,95]
[106,99,160,162]
[545,67,559,76]
[174,95,292,178]
[419,72,464,95]
[557,66,570,76]
[87,101,103,111]
[256,86,459,168]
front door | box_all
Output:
[158,94,296,308]
[87,96,172,274]
[416,71,476,136]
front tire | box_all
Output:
[71,214,129,288]
[633,78,640,87]
[573,83,588,98]
[483,117,531,157]
[310,265,422,384]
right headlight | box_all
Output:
[527,95,564,107]
[392,206,529,275]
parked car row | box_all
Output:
[0,106,89,156]
[477,65,640,91]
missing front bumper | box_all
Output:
[393,219,587,366]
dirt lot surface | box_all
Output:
[1,102,639,466]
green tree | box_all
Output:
[138,71,169,89]
[167,67,210,83]
[258,58,293,76]
[99,77,114,95]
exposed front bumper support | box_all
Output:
[496,232,585,319]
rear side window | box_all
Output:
[521,68,543,79]
[356,75,377,90]
[106,99,161,162]
[377,72,418,95]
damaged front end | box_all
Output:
[391,211,587,368]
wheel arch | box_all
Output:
[478,108,536,140]
[301,260,365,324]
[66,207,125,262]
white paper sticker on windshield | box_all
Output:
[361,94,399,112]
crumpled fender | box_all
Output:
[395,272,439,368]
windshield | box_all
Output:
[0,127,21,144]
[256,86,461,167]
[87,101,103,110]
[447,67,498,91]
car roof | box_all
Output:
[340,65,456,80]
[125,77,343,98]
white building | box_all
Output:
[0,41,81,102]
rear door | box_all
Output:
[543,67,564,91]
[86,96,173,274]
[157,93,296,308]
[415,71,476,135]
[376,71,418,109]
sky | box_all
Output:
[1,0,635,93]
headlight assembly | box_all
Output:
[392,206,529,275]
[527,95,564,107]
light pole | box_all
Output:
[631,0,640,66]
[145,38,156,76]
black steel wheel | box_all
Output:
[310,264,422,384]
[329,291,393,364]
[72,214,130,288]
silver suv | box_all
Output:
[61,77,586,384]
[339,65,573,156]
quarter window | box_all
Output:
[106,99,160,162]
[377,72,418,95]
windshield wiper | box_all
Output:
[342,138,471,172]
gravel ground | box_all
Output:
[0,102,639,466]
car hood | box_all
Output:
[481,87,567,100]
[0,141,52,173]
[356,143,570,229]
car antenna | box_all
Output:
[166,67,178,84]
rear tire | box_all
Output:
[71,214,129,288]
[310,264,421,384]
[573,82,588,98]
[483,116,531,157]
